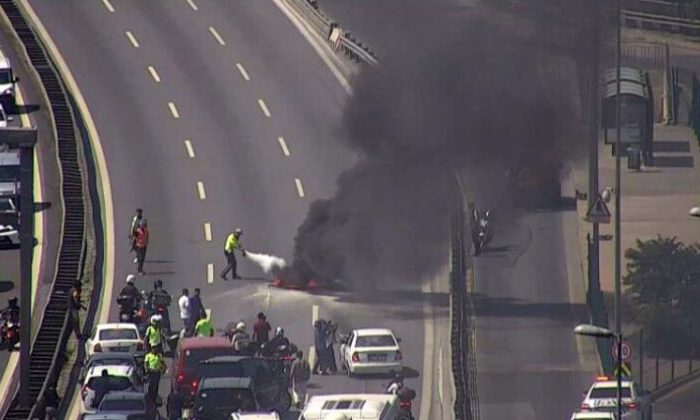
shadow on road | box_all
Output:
[0,280,14,293]
[470,294,588,320]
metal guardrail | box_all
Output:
[285,0,378,66]
[0,0,89,418]
[622,0,700,37]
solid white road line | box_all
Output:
[277,136,290,157]
[186,0,199,11]
[102,0,115,13]
[257,99,271,117]
[184,139,195,158]
[236,63,250,81]
[147,66,161,83]
[209,26,226,46]
[207,263,214,284]
[204,223,212,242]
[294,178,305,198]
[197,181,206,200]
[168,102,180,119]
[125,31,140,48]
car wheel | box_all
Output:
[275,390,292,413]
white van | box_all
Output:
[300,394,400,420]
[0,51,18,108]
[230,413,280,420]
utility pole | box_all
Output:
[0,127,37,407]
[614,0,624,417]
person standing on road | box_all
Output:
[220,228,245,280]
[91,369,111,409]
[145,314,164,352]
[253,312,271,345]
[189,288,205,322]
[129,208,143,262]
[194,310,214,337]
[144,344,167,404]
[67,280,86,340]
[178,288,192,337]
[290,350,311,409]
[313,319,326,375]
[133,219,149,275]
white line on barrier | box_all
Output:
[147,66,161,83]
[257,99,271,117]
[207,263,214,284]
[236,63,250,81]
[294,178,305,198]
[277,136,290,157]
[197,181,206,200]
[125,31,140,48]
[102,0,115,13]
[184,139,195,158]
[209,26,226,46]
[168,102,180,119]
[204,223,212,242]
[186,0,199,11]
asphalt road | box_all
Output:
[472,207,598,419]
[25,0,445,417]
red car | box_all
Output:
[170,337,233,405]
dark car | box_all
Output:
[80,352,143,385]
[193,377,258,420]
[96,391,156,419]
[196,356,291,412]
[171,337,234,403]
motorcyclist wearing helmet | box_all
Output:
[267,326,291,356]
[147,279,172,334]
[387,373,404,394]
[1,297,19,324]
[118,274,140,308]
[145,314,164,351]
[231,321,251,354]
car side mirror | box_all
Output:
[396,338,402,343]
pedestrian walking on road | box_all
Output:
[178,288,192,337]
[133,219,149,275]
[313,319,326,375]
[129,208,143,262]
[144,344,167,405]
[189,288,205,322]
[290,350,311,409]
[220,228,245,280]
[67,280,86,340]
[253,312,271,345]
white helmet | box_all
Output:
[236,321,246,331]
[150,314,162,324]
[126,274,136,284]
[234,228,243,235]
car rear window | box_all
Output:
[356,335,396,347]
[590,387,632,399]
[99,328,137,341]
[87,376,133,391]
[99,398,144,411]
[197,361,245,379]
[197,389,256,410]
[184,348,234,374]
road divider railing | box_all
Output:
[0,0,101,418]
[284,0,378,66]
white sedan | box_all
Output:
[85,323,144,358]
[340,328,403,376]
[580,377,651,419]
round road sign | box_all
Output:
[612,341,631,361]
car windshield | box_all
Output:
[356,335,396,347]
[0,69,12,85]
[590,387,632,399]
[87,375,133,392]
[99,398,144,411]
[99,328,137,341]
[197,388,256,411]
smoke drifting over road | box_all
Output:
[285,5,587,288]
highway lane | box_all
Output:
[25,0,443,416]
[472,207,598,419]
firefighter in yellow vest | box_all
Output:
[220,228,246,280]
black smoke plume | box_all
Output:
[284,6,591,288]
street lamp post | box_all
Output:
[614,0,624,418]
[575,324,623,419]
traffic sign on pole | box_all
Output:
[586,193,611,224]
[612,341,631,361]
[614,361,633,378]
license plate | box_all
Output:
[368,354,386,362]
[111,346,130,352]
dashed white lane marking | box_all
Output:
[205,308,211,318]
[209,26,226,46]
[184,139,195,158]
[125,31,140,48]
[312,305,319,325]
[102,0,115,13]
[168,102,180,119]
[147,66,161,83]
[204,222,212,242]
[294,178,305,198]
[197,181,206,200]
[186,0,199,10]
[257,99,271,117]
[236,63,250,81]
[207,263,214,284]
[277,137,290,157]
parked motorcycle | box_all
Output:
[472,209,493,256]
[1,319,19,352]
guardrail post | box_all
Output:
[639,329,644,390]
[655,336,660,389]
